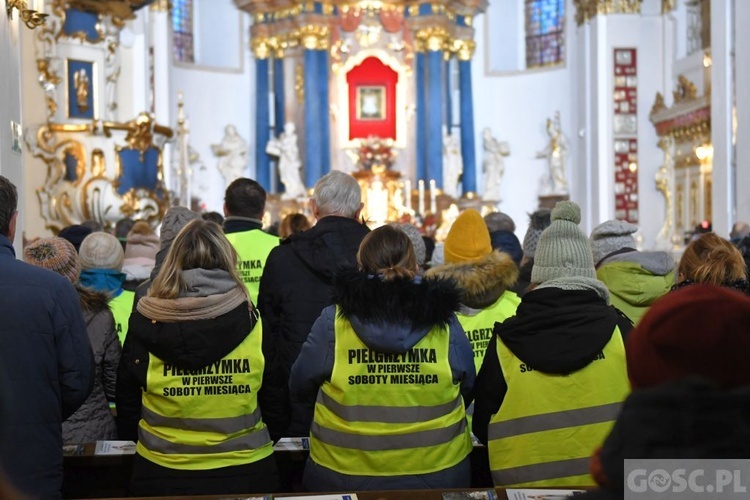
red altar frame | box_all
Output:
[346,56,398,141]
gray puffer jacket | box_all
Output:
[62,288,121,443]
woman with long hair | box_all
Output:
[290,225,475,491]
[116,219,278,496]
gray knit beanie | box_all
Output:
[159,206,200,249]
[522,208,552,259]
[531,201,595,283]
[589,219,638,265]
[393,223,426,267]
[79,232,125,271]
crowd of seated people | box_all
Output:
[1,171,749,499]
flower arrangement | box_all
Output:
[358,136,396,170]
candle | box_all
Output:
[418,180,425,217]
[429,179,437,214]
[404,180,412,211]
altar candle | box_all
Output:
[404,180,412,211]
[429,179,437,214]
[418,180,425,217]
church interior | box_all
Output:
[0,0,747,248]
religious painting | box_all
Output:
[356,86,386,121]
[67,59,95,119]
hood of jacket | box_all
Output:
[599,249,675,275]
[333,270,460,354]
[597,378,750,493]
[597,259,675,309]
[286,215,370,283]
[79,268,126,296]
[130,302,255,370]
[496,287,619,374]
[76,286,110,314]
[425,250,519,309]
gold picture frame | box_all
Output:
[356,86,386,121]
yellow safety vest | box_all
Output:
[109,289,135,345]
[137,315,273,470]
[225,230,279,305]
[309,307,472,476]
[457,291,521,373]
[488,328,629,487]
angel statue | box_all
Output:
[442,134,463,199]
[536,111,569,195]
[267,123,306,200]
[211,125,249,185]
[482,128,510,202]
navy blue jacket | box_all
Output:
[0,235,94,499]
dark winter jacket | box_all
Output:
[471,285,633,444]
[290,271,475,421]
[63,288,121,443]
[0,235,94,499]
[257,216,370,439]
[290,271,475,490]
[116,300,257,441]
[580,378,750,500]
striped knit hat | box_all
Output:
[24,237,81,284]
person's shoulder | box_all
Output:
[1,256,72,289]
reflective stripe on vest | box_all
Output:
[457,291,521,373]
[109,289,135,345]
[137,316,273,470]
[225,230,279,305]
[488,327,629,487]
[310,307,472,476]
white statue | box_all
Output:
[482,128,510,202]
[211,125,249,185]
[442,134,463,199]
[267,123,306,200]
[536,111,569,195]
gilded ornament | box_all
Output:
[295,62,304,102]
[673,74,698,103]
[650,92,666,116]
[662,0,676,13]
[252,38,271,59]
[6,0,48,29]
[74,68,91,113]
[149,0,170,12]
[574,0,643,26]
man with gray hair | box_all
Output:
[0,175,93,498]
[258,170,369,440]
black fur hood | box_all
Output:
[77,286,110,313]
[333,270,461,353]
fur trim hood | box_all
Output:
[76,286,110,313]
[333,270,460,353]
[425,250,519,309]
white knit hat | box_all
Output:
[79,232,125,271]
[589,219,638,265]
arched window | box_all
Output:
[525,0,565,68]
[172,0,195,63]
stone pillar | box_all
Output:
[426,49,443,186]
[458,58,476,194]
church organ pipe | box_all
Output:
[416,53,427,182]
[426,49,444,188]
[304,49,322,188]
[255,57,271,190]
[459,59,477,194]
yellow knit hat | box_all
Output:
[444,209,492,264]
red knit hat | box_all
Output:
[627,284,750,389]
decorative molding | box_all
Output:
[662,0,676,14]
[573,0,643,26]
[650,92,666,116]
[673,74,699,104]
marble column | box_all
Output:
[304,49,321,188]
[317,49,331,175]
[255,57,270,190]
[426,50,443,187]
[273,57,284,137]
[458,59,476,194]
[416,52,426,182]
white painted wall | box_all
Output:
[472,0,576,240]
[0,11,26,252]
[736,0,750,224]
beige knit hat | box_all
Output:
[79,232,125,271]
[531,201,596,283]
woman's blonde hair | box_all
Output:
[357,225,417,281]
[677,233,747,287]
[149,219,247,300]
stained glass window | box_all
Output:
[172,0,195,63]
[525,0,565,68]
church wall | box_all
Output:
[167,11,255,213]
[471,5,576,240]
[736,0,750,225]
[0,11,26,252]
